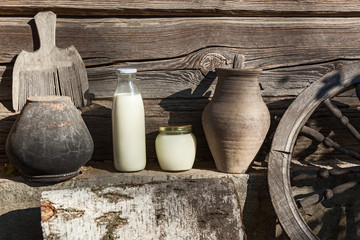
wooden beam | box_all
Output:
[0,60,358,102]
[0,17,359,162]
[1,1,360,17]
[0,17,359,67]
[1,96,359,162]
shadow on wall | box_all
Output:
[81,71,217,163]
[0,208,43,240]
[0,19,42,163]
[81,104,113,162]
[158,71,217,161]
[0,55,18,161]
[0,115,18,162]
[0,19,41,112]
[242,174,280,239]
[0,60,15,113]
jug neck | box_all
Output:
[115,73,140,95]
[213,68,263,102]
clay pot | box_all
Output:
[202,67,270,173]
[6,96,94,182]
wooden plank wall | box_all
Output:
[1,1,360,163]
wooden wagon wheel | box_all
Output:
[268,62,360,239]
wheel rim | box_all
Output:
[268,62,360,239]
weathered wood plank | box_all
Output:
[81,99,213,162]
[41,179,245,240]
[1,95,359,163]
[1,1,360,17]
[88,60,344,99]
[0,60,355,102]
[0,99,214,161]
[1,93,359,160]
[0,17,359,68]
[12,11,90,111]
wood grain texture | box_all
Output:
[0,17,359,67]
[82,99,213,162]
[0,60,355,102]
[12,12,89,111]
[1,94,359,163]
[0,64,359,163]
[0,17,359,165]
[0,4,358,238]
[41,179,245,240]
[1,1,360,17]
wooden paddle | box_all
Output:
[12,11,90,111]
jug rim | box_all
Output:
[27,95,72,103]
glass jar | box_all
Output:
[155,125,196,171]
[112,68,146,172]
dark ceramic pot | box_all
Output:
[6,96,94,182]
[202,68,270,173]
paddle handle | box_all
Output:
[34,11,57,51]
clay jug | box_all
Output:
[6,96,94,182]
[202,67,270,173]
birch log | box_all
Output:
[41,178,245,240]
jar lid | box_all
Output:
[159,125,192,134]
[116,68,137,74]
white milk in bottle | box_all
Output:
[112,68,146,171]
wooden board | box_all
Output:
[0,17,359,163]
[0,17,359,67]
[1,95,359,163]
[0,60,355,102]
[12,11,89,111]
[1,1,360,17]
[0,3,359,238]
[41,179,245,240]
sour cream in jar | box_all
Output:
[155,125,196,171]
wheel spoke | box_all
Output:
[291,166,360,182]
[297,178,360,208]
[291,168,329,181]
[323,99,360,142]
[301,126,360,160]
[329,166,360,175]
[356,83,360,101]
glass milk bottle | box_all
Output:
[112,68,146,172]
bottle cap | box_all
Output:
[116,68,137,74]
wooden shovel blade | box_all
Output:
[12,11,90,111]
